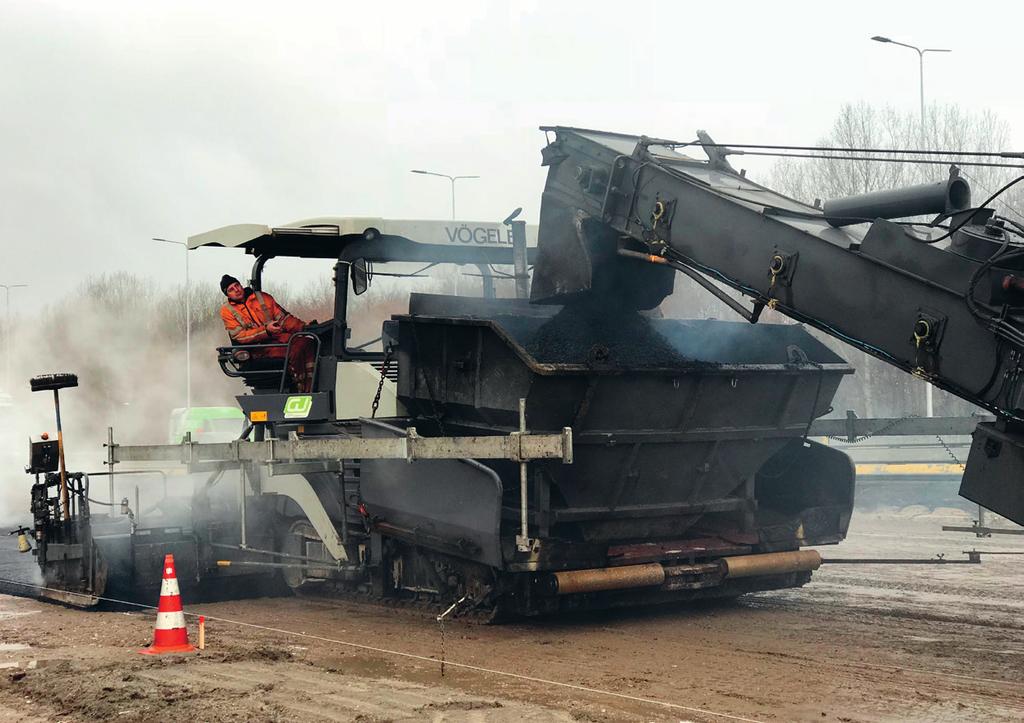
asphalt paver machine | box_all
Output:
[25,207,851,616]
[31,121,1018,617]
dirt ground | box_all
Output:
[1,509,1023,722]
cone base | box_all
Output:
[138,643,197,655]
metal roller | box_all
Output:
[551,562,666,595]
[721,550,822,579]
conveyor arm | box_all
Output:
[531,126,1024,523]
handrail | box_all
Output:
[217,342,289,378]
[279,331,322,393]
[216,332,322,393]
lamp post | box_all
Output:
[871,36,951,418]
[410,169,484,297]
[410,169,480,220]
[153,238,190,410]
[0,283,27,390]
[870,36,952,147]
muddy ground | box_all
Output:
[1,509,1022,722]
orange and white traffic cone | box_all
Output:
[139,553,196,655]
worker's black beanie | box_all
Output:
[220,274,241,295]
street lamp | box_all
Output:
[0,283,28,390]
[411,169,486,297]
[870,36,952,146]
[872,36,951,419]
[153,238,190,410]
[410,169,480,220]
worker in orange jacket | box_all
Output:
[219,275,316,392]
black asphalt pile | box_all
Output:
[487,301,846,369]
[498,302,695,368]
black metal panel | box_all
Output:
[394,299,852,545]
[755,440,855,546]
[359,421,504,568]
[236,392,333,423]
[961,423,1024,525]
[28,440,59,473]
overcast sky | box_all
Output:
[2,0,1020,311]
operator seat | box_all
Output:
[218,318,334,393]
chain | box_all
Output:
[934,434,966,469]
[370,345,394,419]
[824,414,968,467]
[825,414,920,444]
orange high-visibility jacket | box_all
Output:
[220,289,304,345]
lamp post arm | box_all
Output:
[152,237,190,409]
[886,39,922,53]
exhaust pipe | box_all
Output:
[549,550,821,595]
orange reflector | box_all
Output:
[250,411,268,422]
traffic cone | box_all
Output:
[139,553,196,655]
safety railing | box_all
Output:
[216,331,321,393]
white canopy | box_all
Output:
[188,217,538,252]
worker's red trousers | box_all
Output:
[258,329,316,393]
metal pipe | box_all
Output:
[617,249,762,323]
[249,254,270,293]
[278,331,321,393]
[476,263,496,299]
[332,260,350,357]
[515,398,533,552]
[550,550,822,596]
[85,469,169,506]
[106,427,115,506]
[339,472,348,545]
[215,558,363,573]
[153,238,191,409]
[239,464,247,548]
[54,389,70,522]
[510,219,530,299]
[821,557,978,564]
[185,243,190,410]
[134,486,140,527]
[822,177,971,227]
[721,550,821,579]
[216,559,314,570]
[1,283,28,389]
[551,563,666,595]
[210,542,336,566]
[942,525,1024,536]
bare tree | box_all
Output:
[769,102,1021,214]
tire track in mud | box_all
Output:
[204,593,1024,722]
[744,590,1024,632]
[141,662,567,722]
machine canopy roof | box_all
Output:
[188,217,538,265]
